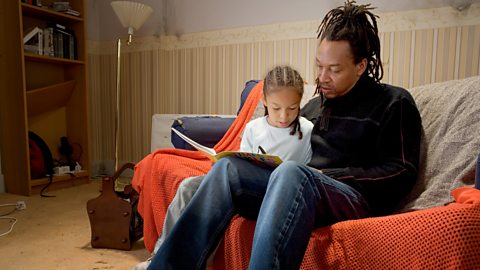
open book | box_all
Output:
[171,128,283,168]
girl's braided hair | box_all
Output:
[263,65,304,139]
[317,0,383,84]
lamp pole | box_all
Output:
[114,38,121,172]
[111,1,153,173]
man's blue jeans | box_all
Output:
[148,157,370,270]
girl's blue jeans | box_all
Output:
[148,157,370,270]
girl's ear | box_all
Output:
[262,95,267,107]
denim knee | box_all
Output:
[274,160,305,174]
[271,161,313,185]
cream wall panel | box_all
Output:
[392,31,411,87]
[459,25,480,78]
[412,29,434,86]
[87,5,480,165]
[379,32,391,83]
[436,28,456,82]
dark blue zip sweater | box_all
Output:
[301,75,422,216]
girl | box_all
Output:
[241,65,312,164]
[135,65,313,269]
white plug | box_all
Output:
[16,201,26,210]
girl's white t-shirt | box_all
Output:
[240,116,313,165]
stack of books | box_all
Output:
[51,1,81,17]
[21,1,81,17]
[23,23,77,60]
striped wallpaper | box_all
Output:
[87,5,480,171]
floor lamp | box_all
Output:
[86,2,153,250]
[110,1,153,175]
[86,3,153,250]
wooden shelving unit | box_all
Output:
[27,80,76,115]
[25,52,85,65]
[0,0,89,195]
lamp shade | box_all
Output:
[111,1,153,31]
[447,0,473,11]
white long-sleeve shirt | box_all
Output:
[240,116,313,165]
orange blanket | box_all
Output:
[213,187,480,269]
[132,81,264,252]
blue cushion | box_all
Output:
[237,80,260,115]
[171,80,260,150]
[171,116,236,150]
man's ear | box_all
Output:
[356,58,368,76]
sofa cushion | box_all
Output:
[237,80,260,115]
[171,116,236,150]
[401,75,480,211]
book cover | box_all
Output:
[53,31,64,58]
[171,128,283,168]
[43,27,54,57]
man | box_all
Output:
[148,1,421,269]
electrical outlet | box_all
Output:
[16,201,26,210]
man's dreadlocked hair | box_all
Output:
[316,0,383,87]
[263,65,305,139]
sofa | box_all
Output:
[136,76,480,269]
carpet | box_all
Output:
[0,179,149,270]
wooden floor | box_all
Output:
[0,179,149,270]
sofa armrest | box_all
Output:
[151,114,236,152]
[171,116,236,150]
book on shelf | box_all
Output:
[23,26,43,55]
[47,23,77,60]
[63,9,81,16]
[51,2,70,12]
[171,128,283,168]
[43,27,55,57]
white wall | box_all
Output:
[87,0,457,41]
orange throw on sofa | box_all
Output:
[132,81,264,252]
[214,187,480,269]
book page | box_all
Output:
[171,128,217,159]
[215,151,283,168]
[171,128,283,168]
